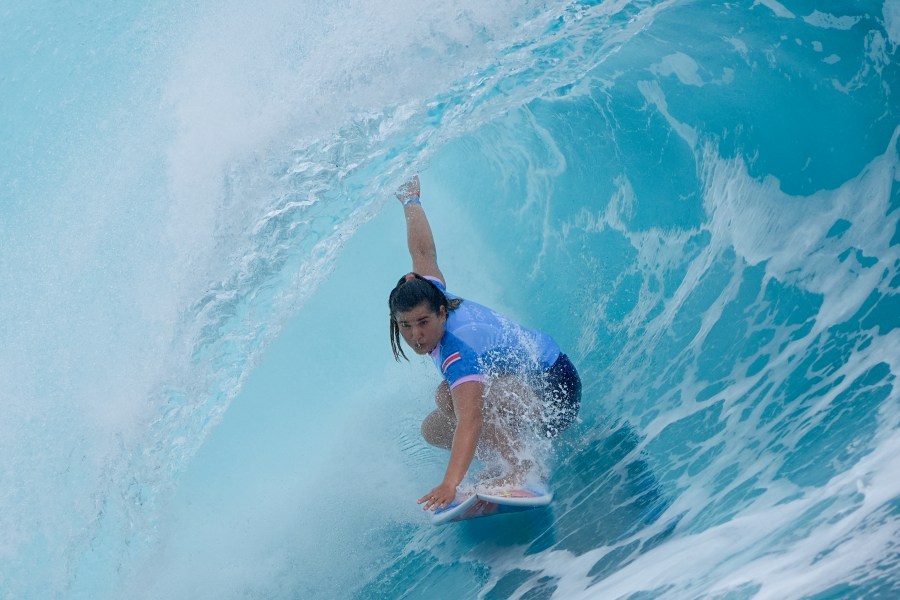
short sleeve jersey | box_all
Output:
[426,277,561,389]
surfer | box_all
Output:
[389,175,581,511]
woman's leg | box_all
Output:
[421,376,540,483]
[479,376,540,481]
[421,381,455,449]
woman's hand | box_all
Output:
[418,480,458,511]
[395,175,420,203]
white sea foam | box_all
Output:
[651,52,705,87]
[886,1,900,48]
[752,0,795,19]
[803,10,862,31]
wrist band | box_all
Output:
[402,196,421,207]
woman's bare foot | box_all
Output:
[478,460,537,492]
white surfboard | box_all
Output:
[431,484,553,526]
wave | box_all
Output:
[2,0,898,598]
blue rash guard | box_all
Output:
[425,277,561,390]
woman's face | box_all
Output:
[395,302,447,355]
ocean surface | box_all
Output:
[2,1,899,598]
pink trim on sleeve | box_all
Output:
[449,374,484,389]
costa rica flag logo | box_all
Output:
[442,352,461,373]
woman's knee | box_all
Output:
[484,376,538,417]
[421,409,454,449]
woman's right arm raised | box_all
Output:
[396,175,446,285]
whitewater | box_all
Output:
[1,1,898,598]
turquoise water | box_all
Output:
[2,1,899,598]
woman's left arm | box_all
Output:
[418,381,483,510]
[396,175,446,285]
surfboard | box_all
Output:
[431,484,553,525]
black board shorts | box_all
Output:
[539,353,582,437]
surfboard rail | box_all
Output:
[431,485,553,525]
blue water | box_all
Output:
[2,1,899,598]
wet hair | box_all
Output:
[388,273,462,361]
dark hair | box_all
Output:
[388,273,462,361]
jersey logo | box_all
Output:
[442,352,461,373]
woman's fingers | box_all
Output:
[395,175,420,202]
[417,487,454,511]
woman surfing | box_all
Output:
[389,176,581,512]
